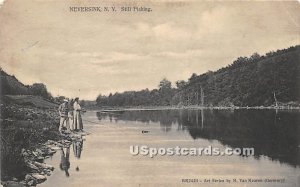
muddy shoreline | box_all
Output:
[0,103,87,187]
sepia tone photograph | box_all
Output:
[0,0,299,186]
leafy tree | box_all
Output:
[175,80,187,90]
[159,78,172,91]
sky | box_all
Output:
[0,0,299,100]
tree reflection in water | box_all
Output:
[97,109,300,167]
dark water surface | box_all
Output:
[41,109,300,187]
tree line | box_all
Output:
[96,78,176,107]
[96,45,300,107]
[0,68,54,101]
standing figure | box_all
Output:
[58,99,69,133]
[73,97,83,131]
[68,99,74,131]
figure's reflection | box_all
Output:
[59,147,70,177]
[73,139,83,159]
[73,139,83,173]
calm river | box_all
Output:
[41,109,300,187]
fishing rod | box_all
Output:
[98,111,121,116]
[82,119,104,125]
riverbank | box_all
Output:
[87,103,300,112]
[0,102,88,187]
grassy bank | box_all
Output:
[1,95,90,186]
[0,103,62,182]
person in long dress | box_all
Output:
[73,97,83,131]
[68,99,74,130]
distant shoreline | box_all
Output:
[86,105,300,112]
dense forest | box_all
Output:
[96,45,300,107]
[0,68,54,101]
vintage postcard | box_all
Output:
[0,0,299,187]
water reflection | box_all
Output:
[59,147,70,177]
[58,139,83,177]
[97,109,300,167]
[73,139,83,159]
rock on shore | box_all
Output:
[1,102,89,187]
